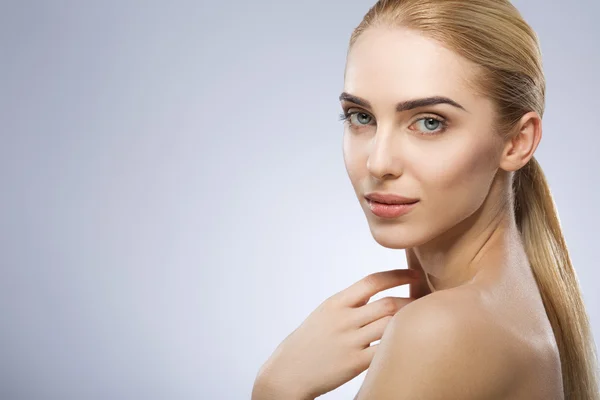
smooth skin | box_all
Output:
[343,27,563,399]
[252,26,563,400]
[252,268,428,400]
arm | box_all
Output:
[251,375,313,400]
[355,293,518,399]
[252,362,314,400]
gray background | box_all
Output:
[0,1,598,399]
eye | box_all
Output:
[339,111,373,127]
[338,111,449,136]
[410,116,448,136]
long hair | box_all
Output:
[348,1,599,398]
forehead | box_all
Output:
[344,27,480,105]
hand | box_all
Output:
[253,268,425,399]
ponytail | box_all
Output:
[514,156,599,399]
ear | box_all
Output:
[499,111,542,172]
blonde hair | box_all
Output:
[347,1,599,398]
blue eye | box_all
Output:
[338,111,448,136]
[339,111,372,126]
[414,117,447,135]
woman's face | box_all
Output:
[342,27,506,249]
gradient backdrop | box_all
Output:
[1,1,598,399]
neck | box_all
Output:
[408,192,527,293]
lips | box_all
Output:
[366,198,418,218]
[369,199,419,205]
[364,192,419,205]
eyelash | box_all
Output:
[338,111,448,136]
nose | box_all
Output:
[366,127,404,180]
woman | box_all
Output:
[252,1,599,399]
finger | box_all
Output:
[358,343,380,369]
[334,269,420,308]
[351,296,414,329]
[355,315,393,348]
[344,344,379,382]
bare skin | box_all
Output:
[252,25,563,400]
[342,26,563,398]
[395,216,564,399]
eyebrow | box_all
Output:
[338,92,468,113]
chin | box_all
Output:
[373,237,410,249]
[368,226,420,249]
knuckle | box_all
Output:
[321,297,337,311]
[382,297,398,314]
[362,274,380,291]
[324,292,341,307]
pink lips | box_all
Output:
[367,199,419,218]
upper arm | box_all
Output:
[355,295,519,400]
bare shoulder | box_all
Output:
[356,288,529,399]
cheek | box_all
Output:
[415,140,497,215]
[342,131,367,183]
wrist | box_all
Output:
[252,372,314,400]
